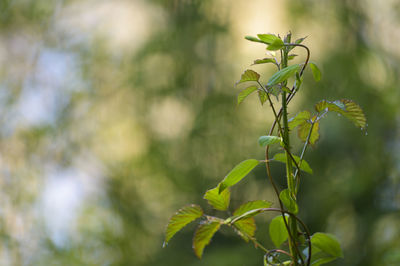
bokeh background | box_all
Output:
[0,0,399,265]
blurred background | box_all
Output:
[0,0,399,265]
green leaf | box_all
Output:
[288,111,310,130]
[237,86,258,105]
[267,64,300,86]
[233,200,272,216]
[279,189,298,214]
[164,205,203,246]
[233,217,256,242]
[253,58,276,65]
[193,221,221,258]
[315,99,367,129]
[267,38,284,51]
[257,33,280,44]
[218,159,260,193]
[295,36,307,44]
[273,153,313,174]
[309,62,321,82]
[245,35,263,43]
[311,232,344,258]
[258,135,282,147]
[288,54,298,60]
[236,69,260,85]
[258,90,268,105]
[203,187,230,211]
[297,117,320,145]
[269,215,289,248]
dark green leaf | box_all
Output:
[267,38,284,51]
[309,62,321,82]
[258,90,268,105]
[218,159,260,193]
[193,221,221,258]
[311,232,343,258]
[203,187,230,211]
[267,64,300,86]
[258,135,282,147]
[315,99,367,129]
[236,69,260,85]
[237,86,258,105]
[288,111,310,130]
[297,117,320,145]
[253,58,276,65]
[257,34,280,44]
[273,153,313,174]
[279,189,298,214]
[269,215,289,248]
[164,205,203,246]
[233,200,272,216]
[233,218,256,242]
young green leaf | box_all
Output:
[288,54,298,60]
[309,62,321,82]
[279,189,298,214]
[258,90,268,105]
[257,33,280,44]
[298,117,320,145]
[203,187,230,211]
[252,58,276,65]
[295,36,307,44]
[288,111,311,130]
[315,99,367,129]
[258,135,282,147]
[269,215,289,248]
[236,69,260,85]
[164,205,203,246]
[267,64,300,86]
[237,86,258,105]
[233,200,272,216]
[273,153,313,174]
[311,232,344,258]
[267,38,284,51]
[218,159,260,193]
[193,221,221,258]
[244,36,263,43]
[233,218,256,242]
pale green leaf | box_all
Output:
[267,38,284,51]
[164,205,203,246]
[288,54,298,60]
[245,36,263,43]
[315,99,367,129]
[203,187,230,211]
[233,217,256,242]
[295,36,307,44]
[267,64,300,86]
[309,62,321,82]
[297,117,320,145]
[237,86,258,105]
[258,90,268,105]
[273,153,313,174]
[233,200,272,216]
[311,232,344,258]
[257,34,280,44]
[218,159,260,193]
[288,111,310,130]
[258,135,282,147]
[253,58,276,65]
[279,189,298,214]
[193,222,221,258]
[269,215,289,248]
[236,69,260,85]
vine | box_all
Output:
[163,32,366,265]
